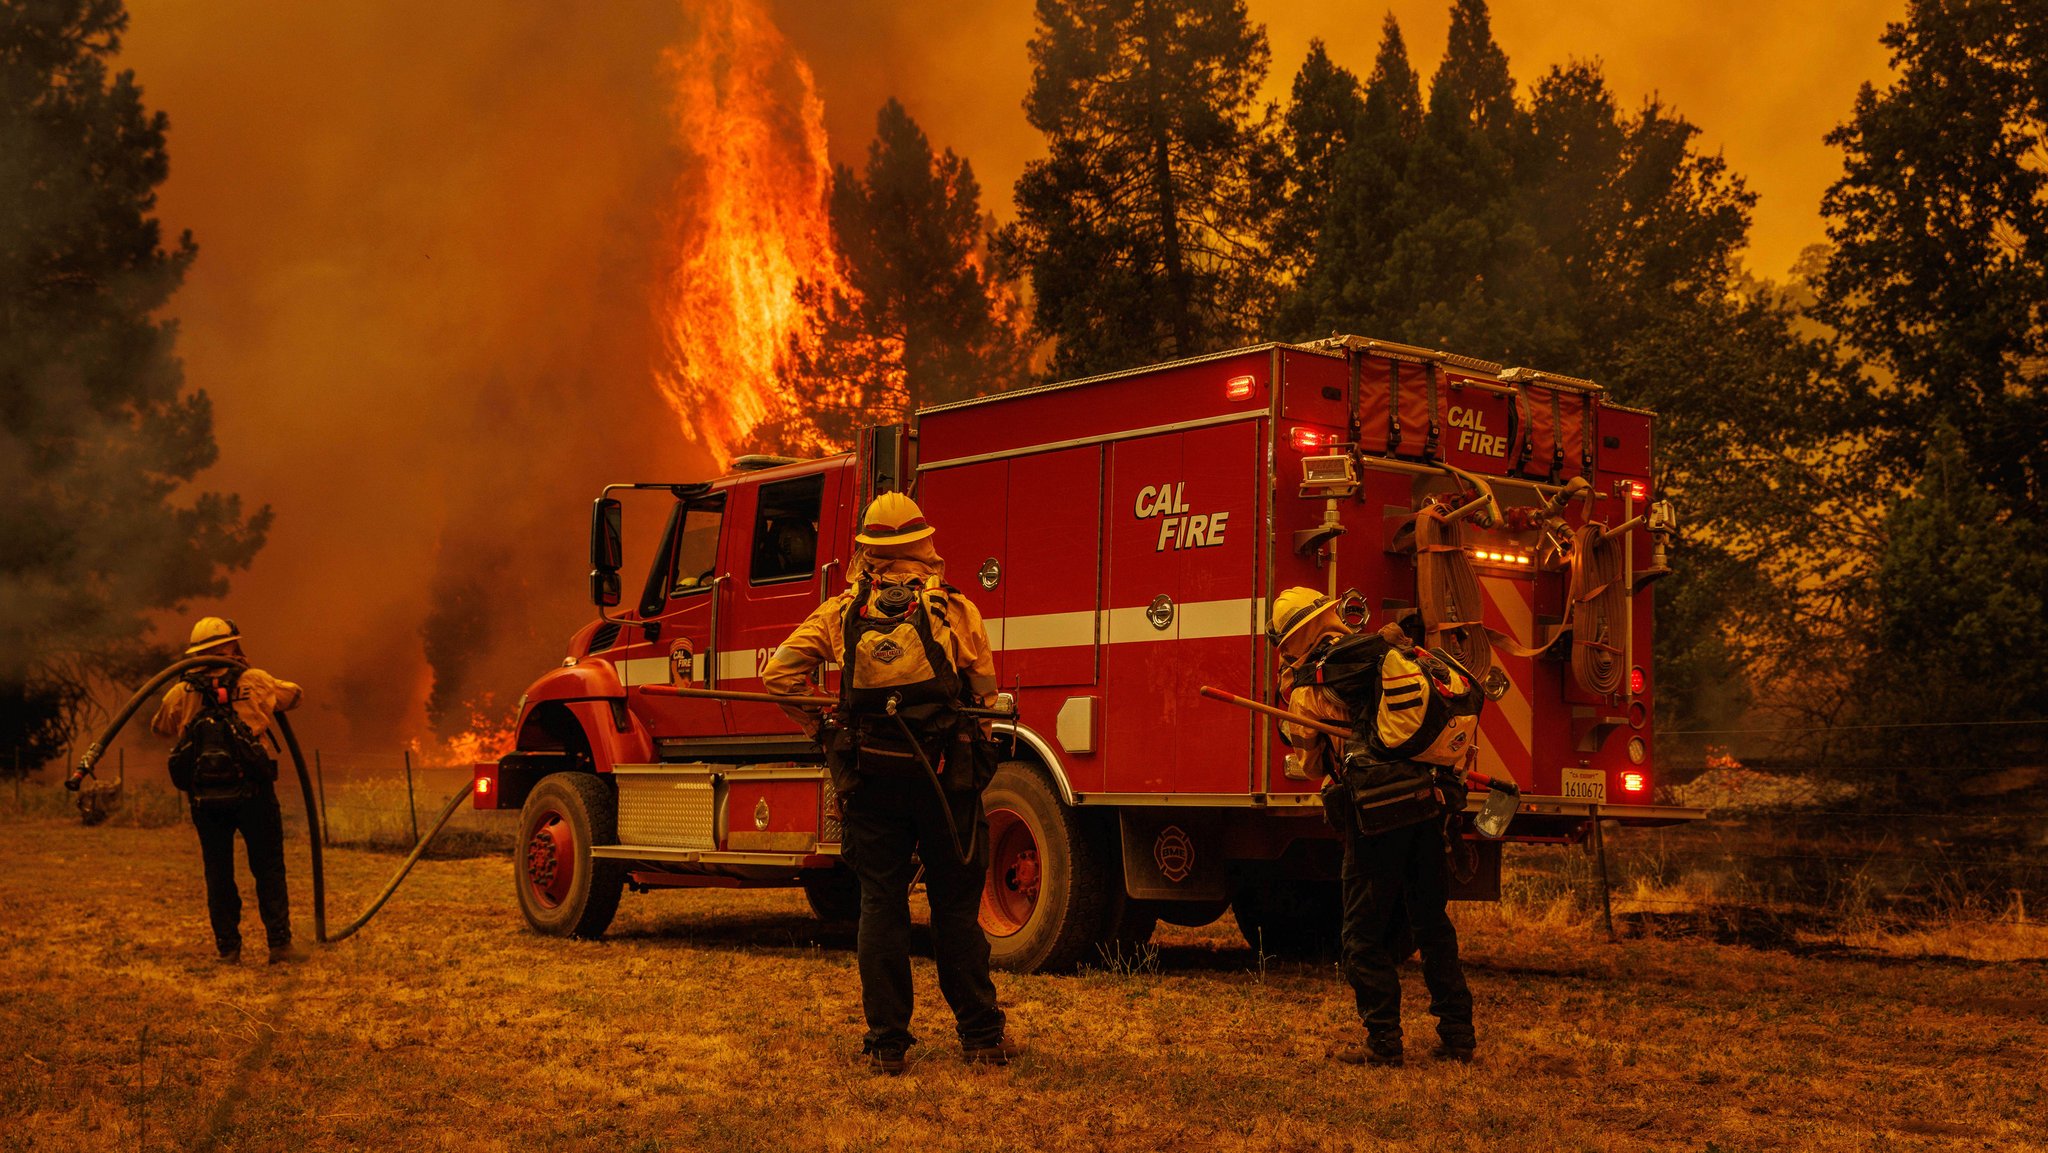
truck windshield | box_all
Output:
[668,498,725,596]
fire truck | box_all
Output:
[471,337,1702,972]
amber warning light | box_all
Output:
[1225,375,1256,400]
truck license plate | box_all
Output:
[1560,768,1607,805]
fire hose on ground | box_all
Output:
[64,653,472,944]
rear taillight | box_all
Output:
[1629,667,1646,695]
[1290,426,1331,452]
[1225,375,1256,400]
[1622,771,1646,793]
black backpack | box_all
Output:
[1296,629,1479,834]
[167,668,273,809]
[834,577,965,779]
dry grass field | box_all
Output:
[4,814,2045,1153]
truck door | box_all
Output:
[1101,422,1262,795]
[613,489,731,739]
[723,465,848,732]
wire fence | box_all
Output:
[7,745,516,857]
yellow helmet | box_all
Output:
[1267,587,1337,647]
[855,491,935,546]
[185,616,242,655]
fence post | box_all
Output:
[1591,815,1617,942]
[403,748,419,849]
[315,750,329,847]
[13,747,19,810]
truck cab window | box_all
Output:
[667,498,726,598]
[750,474,823,585]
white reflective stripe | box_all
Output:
[987,610,1095,652]
[1177,597,1262,640]
[985,597,1261,651]
[616,651,788,687]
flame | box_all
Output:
[413,692,517,767]
[655,0,844,462]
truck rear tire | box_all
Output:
[516,772,625,939]
[802,868,862,925]
[1231,879,1342,960]
[979,761,1108,973]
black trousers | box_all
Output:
[190,785,292,953]
[839,774,1005,1053]
[1340,817,1474,1049]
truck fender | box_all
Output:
[990,721,1078,806]
[562,700,653,774]
[519,658,627,706]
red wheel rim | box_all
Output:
[980,806,1041,937]
[524,808,575,909]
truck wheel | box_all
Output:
[979,761,1109,973]
[1231,879,1342,961]
[516,772,625,939]
[802,868,862,925]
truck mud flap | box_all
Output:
[1119,810,1228,902]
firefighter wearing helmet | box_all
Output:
[761,492,1020,1074]
[1270,588,1477,1066]
[148,618,307,965]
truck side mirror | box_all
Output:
[591,497,623,572]
[590,569,622,608]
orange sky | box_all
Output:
[111,0,1901,754]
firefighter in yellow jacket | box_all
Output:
[150,618,307,964]
[1270,588,1475,1067]
[762,492,1018,1074]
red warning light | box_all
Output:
[1629,480,1648,502]
[1225,375,1256,400]
[1290,426,1329,452]
[1629,667,1646,695]
[1622,771,1646,793]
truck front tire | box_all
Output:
[516,772,625,939]
[980,761,1109,973]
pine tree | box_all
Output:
[1817,0,2048,518]
[999,0,1280,377]
[0,0,269,766]
[787,99,1029,449]
[1270,40,1363,303]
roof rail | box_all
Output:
[729,454,805,472]
[1498,366,1604,393]
[1308,335,1504,376]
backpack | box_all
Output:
[166,668,274,809]
[1295,628,1483,835]
[835,576,965,780]
[1291,629,1484,766]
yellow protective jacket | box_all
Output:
[1277,626,1357,780]
[150,666,303,753]
[762,552,997,734]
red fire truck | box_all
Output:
[472,337,1701,971]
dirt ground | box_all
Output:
[3,818,2044,1152]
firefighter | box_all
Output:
[761,492,1019,1074]
[149,618,306,965]
[1269,587,1476,1067]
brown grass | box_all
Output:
[3,816,2045,1152]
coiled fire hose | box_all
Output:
[65,653,470,944]
[1414,506,1493,682]
[1567,522,1626,697]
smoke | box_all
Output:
[123,0,710,751]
